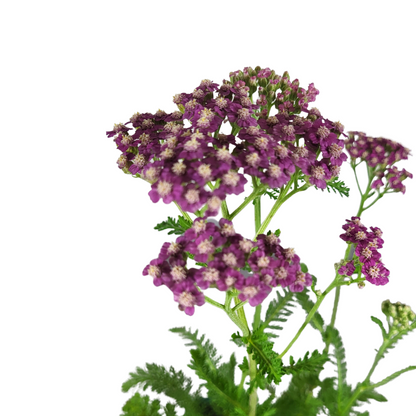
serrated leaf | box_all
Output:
[259,290,295,339]
[246,328,284,384]
[371,365,416,389]
[356,388,388,403]
[282,350,329,376]
[315,177,350,197]
[295,289,325,335]
[121,364,204,415]
[170,327,221,371]
[272,372,324,416]
[154,216,192,235]
[163,403,177,416]
[189,348,250,416]
[120,392,162,416]
[264,188,280,200]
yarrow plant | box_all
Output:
[107,66,415,416]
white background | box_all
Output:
[1,1,415,415]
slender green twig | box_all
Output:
[173,200,193,223]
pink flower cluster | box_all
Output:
[143,218,312,315]
[107,67,348,216]
[339,217,389,286]
[346,132,412,193]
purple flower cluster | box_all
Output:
[107,67,349,216]
[339,216,389,286]
[143,218,312,315]
[346,132,412,193]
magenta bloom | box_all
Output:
[173,280,205,316]
[338,261,355,277]
[235,275,272,306]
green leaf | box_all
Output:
[259,290,295,339]
[371,365,416,389]
[231,332,245,348]
[295,290,325,335]
[246,328,284,385]
[282,350,329,376]
[356,388,388,403]
[317,377,338,415]
[271,372,323,416]
[381,321,416,360]
[370,316,387,340]
[121,364,204,416]
[189,348,250,416]
[325,326,351,410]
[171,327,249,416]
[154,216,192,235]
[163,403,177,416]
[170,327,221,371]
[264,188,280,200]
[120,392,162,416]
[315,177,350,197]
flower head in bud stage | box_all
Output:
[382,300,416,330]
[340,217,389,286]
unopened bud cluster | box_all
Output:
[382,300,416,331]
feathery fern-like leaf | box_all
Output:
[154,216,192,235]
[380,321,416,360]
[259,290,295,339]
[325,326,351,412]
[315,177,350,197]
[163,403,177,416]
[246,328,284,385]
[121,364,203,416]
[271,372,323,416]
[170,327,221,370]
[189,348,250,416]
[120,392,162,416]
[295,289,325,335]
[283,350,329,376]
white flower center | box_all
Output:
[178,291,195,307]
[223,171,239,187]
[157,181,172,197]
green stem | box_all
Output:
[255,182,309,239]
[278,278,340,359]
[229,186,265,221]
[248,352,258,416]
[363,338,390,384]
[202,294,225,310]
[173,200,193,223]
